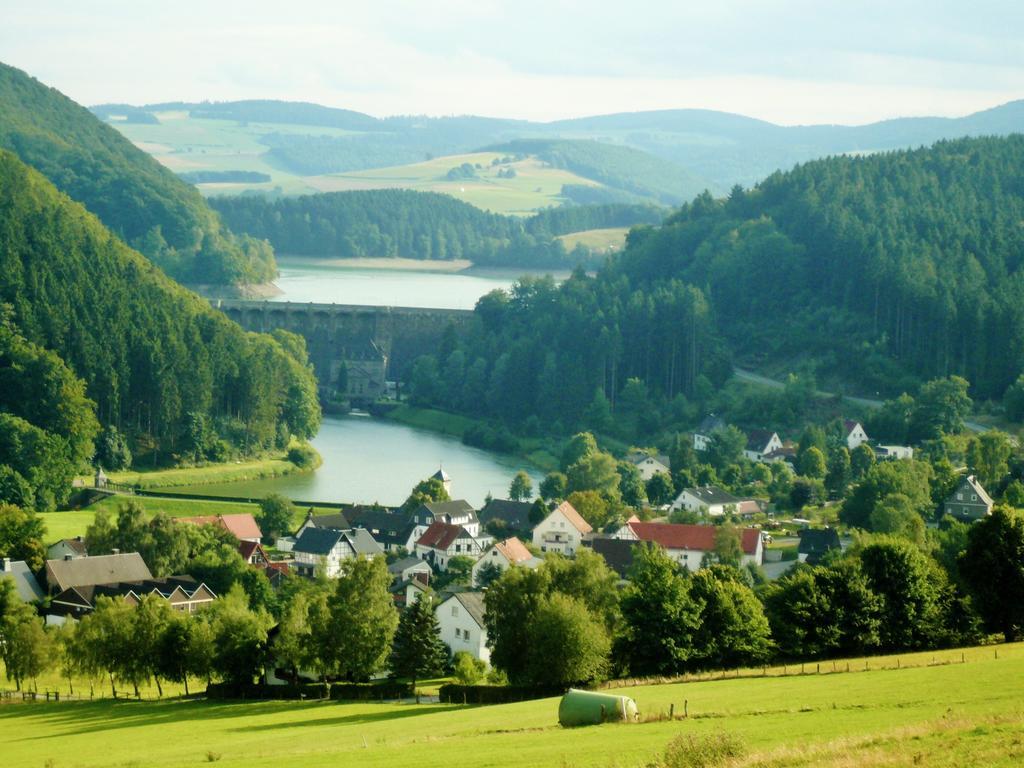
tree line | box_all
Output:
[0,152,320,508]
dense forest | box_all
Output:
[0,151,320,506]
[619,135,1024,399]
[408,136,1024,440]
[0,63,275,285]
[211,191,663,267]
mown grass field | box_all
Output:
[557,227,630,253]
[97,455,307,490]
[1,643,1021,767]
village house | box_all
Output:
[347,508,418,552]
[615,520,764,571]
[874,444,914,460]
[0,557,45,603]
[44,551,152,594]
[478,498,534,534]
[797,528,842,564]
[414,521,491,570]
[47,577,216,625]
[671,485,745,517]
[743,430,783,462]
[390,575,428,609]
[843,420,870,450]
[179,513,263,544]
[436,591,489,663]
[46,537,88,562]
[944,475,994,521]
[471,536,541,585]
[238,540,270,567]
[388,555,432,584]
[625,452,672,482]
[532,501,592,556]
[292,526,384,578]
[692,414,726,452]
[408,499,480,548]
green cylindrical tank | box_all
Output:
[558,688,639,727]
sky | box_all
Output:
[3,1,1023,125]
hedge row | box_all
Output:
[205,681,413,701]
[438,684,568,705]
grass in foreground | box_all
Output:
[1,644,1021,768]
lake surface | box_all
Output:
[175,415,542,508]
[270,257,562,309]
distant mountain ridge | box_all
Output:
[93,98,1024,191]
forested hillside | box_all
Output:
[620,135,1024,399]
[0,63,275,284]
[0,151,319,499]
[211,191,663,267]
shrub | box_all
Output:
[287,443,318,468]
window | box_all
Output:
[451,606,459,617]
[957,493,963,501]
[971,494,977,501]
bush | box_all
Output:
[329,681,413,700]
[287,443,318,469]
[205,682,327,700]
[660,732,745,768]
[452,651,487,684]
[438,683,567,704]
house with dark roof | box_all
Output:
[617,520,764,571]
[45,552,153,594]
[292,526,384,578]
[625,452,672,481]
[414,521,490,570]
[436,591,489,663]
[471,537,541,586]
[944,475,994,521]
[843,420,870,450]
[587,537,640,578]
[179,513,263,543]
[0,557,45,603]
[412,500,479,535]
[47,537,88,562]
[238,540,270,567]
[744,430,783,462]
[797,528,842,564]
[347,508,417,551]
[670,485,745,517]
[47,576,216,624]
[478,498,534,533]
[388,555,432,584]
[532,501,592,555]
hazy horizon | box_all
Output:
[3,1,1023,126]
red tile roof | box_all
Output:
[552,501,592,534]
[179,514,263,541]
[416,521,469,551]
[494,537,532,564]
[629,521,760,555]
[238,540,267,561]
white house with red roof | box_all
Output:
[471,536,542,585]
[414,521,491,571]
[843,420,870,450]
[532,501,592,556]
[616,520,764,572]
[179,513,263,544]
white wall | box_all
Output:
[532,511,583,555]
[436,597,489,663]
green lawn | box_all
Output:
[1,643,1021,767]
[95,455,306,490]
[557,227,630,253]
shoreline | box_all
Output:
[277,255,474,272]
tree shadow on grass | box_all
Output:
[228,703,465,733]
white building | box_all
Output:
[692,414,726,452]
[843,420,870,451]
[292,527,383,579]
[615,520,764,572]
[471,537,541,586]
[436,591,489,663]
[414,521,490,570]
[671,486,743,516]
[626,452,671,482]
[532,501,592,556]
[875,444,914,460]
[743,430,784,462]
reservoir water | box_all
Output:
[268,256,560,309]
[176,415,543,509]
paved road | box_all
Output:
[732,368,987,433]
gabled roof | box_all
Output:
[626,452,671,468]
[492,537,533,565]
[447,591,486,628]
[629,521,761,555]
[0,560,45,602]
[549,501,592,534]
[417,521,473,551]
[589,537,638,578]
[388,556,430,575]
[348,509,415,545]
[956,475,994,507]
[344,528,385,557]
[697,414,726,434]
[293,526,348,556]
[746,429,778,452]
[51,576,214,610]
[843,419,864,435]
[680,485,742,506]
[419,500,476,520]
[308,512,350,531]
[238,540,268,561]
[478,499,533,529]
[45,552,153,592]
[798,528,841,557]
[50,537,88,556]
[179,513,263,541]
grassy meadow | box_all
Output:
[1,643,1021,767]
[557,227,630,253]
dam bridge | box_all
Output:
[212,299,474,400]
